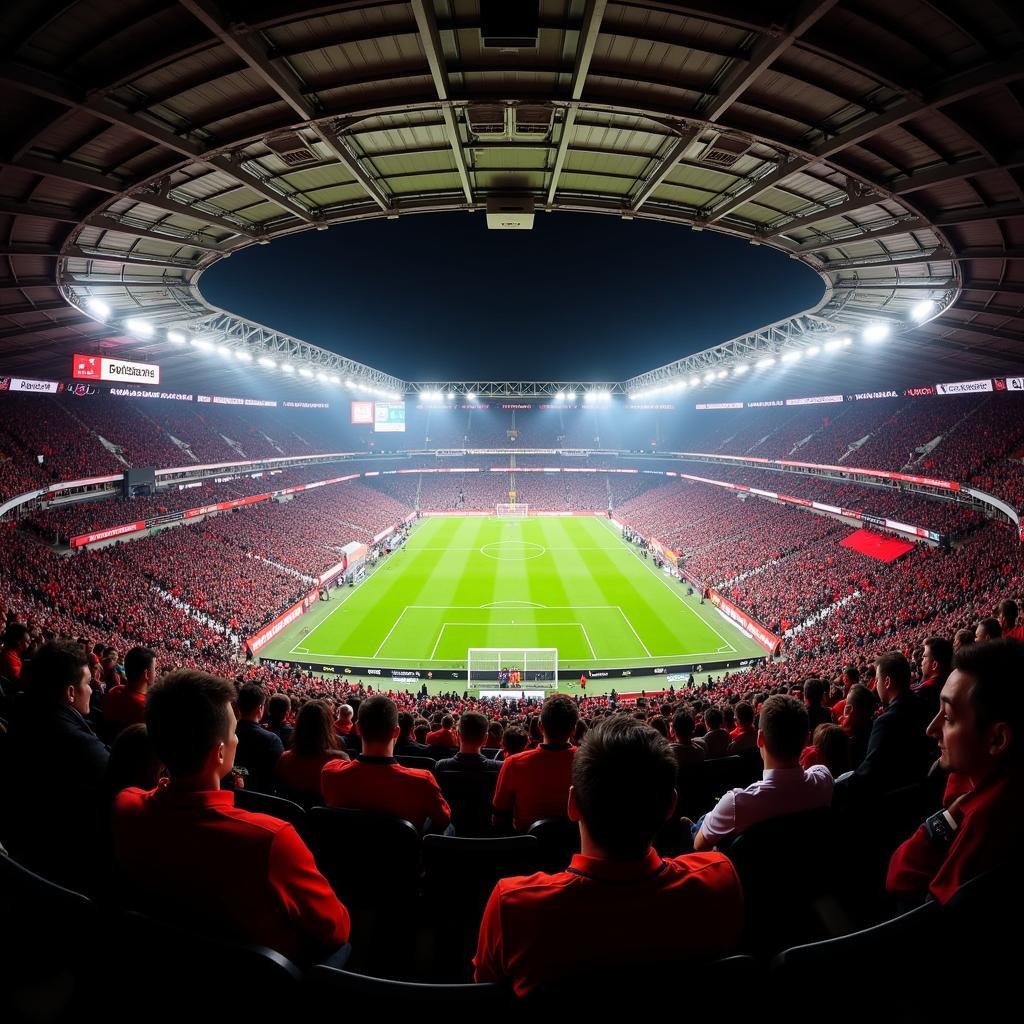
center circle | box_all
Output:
[480,541,546,561]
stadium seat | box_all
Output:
[437,770,498,836]
[233,788,308,832]
[395,754,436,772]
[701,756,749,803]
[527,817,581,871]
[308,964,511,1009]
[482,747,500,759]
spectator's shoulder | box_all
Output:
[321,756,354,776]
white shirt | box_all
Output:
[699,765,833,846]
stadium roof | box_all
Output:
[1,0,1022,398]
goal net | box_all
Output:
[496,503,528,517]
[467,648,558,689]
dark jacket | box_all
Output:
[234,720,284,793]
[434,752,502,774]
[395,736,434,759]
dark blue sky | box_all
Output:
[201,213,822,381]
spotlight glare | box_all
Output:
[86,297,111,319]
[863,323,890,343]
[911,299,936,322]
[824,339,842,353]
[756,357,776,369]
[467,392,476,400]
[329,375,340,384]
[689,376,700,387]
[124,317,154,338]
[217,345,232,357]
[190,338,213,352]
[733,364,749,375]
[235,351,252,362]
[806,346,820,357]
[281,363,295,374]
[298,368,314,378]
[258,356,276,369]
[716,370,728,379]
[781,350,801,363]
[167,331,187,344]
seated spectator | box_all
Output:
[486,720,504,750]
[321,696,451,832]
[836,651,934,799]
[696,706,730,759]
[670,708,706,766]
[887,639,1024,905]
[113,670,349,963]
[832,665,860,720]
[800,723,850,777]
[106,723,163,797]
[497,724,528,761]
[234,683,284,793]
[101,646,156,742]
[275,701,349,802]
[997,599,1024,642]
[975,618,1002,643]
[474,717,743,995]
[953,628,975,652]
[434,712,501,775]
[913,636,952,720]
[0,621,30,684]
[727,702,757,754]
[425,714,458,750]
[334,703,354,737]
[266,693,294,749]
[3,640,110,887]
[493,695,579,832]
[842,683,879,770]
[804,678,835,731]
[689,695,833,850]
[394,710,433,758]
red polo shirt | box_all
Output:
[474,848,743,995]
[321,755,451,830]
[113,782,349,962]
[492,743,576,832]
[275,749,347,798]
[0,648,22,682]
[102,685,146,732]
[425,726,458,748]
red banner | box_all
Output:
[707,590,782,653]
[247,586,321,654]
[70,521,146,548]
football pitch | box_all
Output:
[261,516,765,678]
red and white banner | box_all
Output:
[73,354,160,385]
[70,521,146,548]
[247,586,321,654]
[708,590,781,653]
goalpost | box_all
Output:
[496,503,529,517]
[467,648,559,689]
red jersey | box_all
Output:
[102,685,146,732]
[492,743,576,832]
[321,755,450,830]
[474,848,743,995]
[425,726,458,748]
[275,750,346,798]
[113,782,349,962]
[0,648,22,682]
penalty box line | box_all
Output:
[429,621,597,661]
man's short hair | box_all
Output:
[953,639,1024,755]
[337,703,353,721]
[540,694,579,743]
[397,710,416,737]
[24,640,88,702]
[458,711,488,744]
[704,706,723,731]
[236,682,266,715]
[123,646,156,684]
[502,725,528,755]
[735,701,755,726]
[572,717,677,858]
[846,683,878,716]
[803,678,826,705]
[875,651,912,692]
[843,664,860,684]
[955,628,976,648]
[266,693,290,723]
[357,695,398,742]
[2,622,30,647]
[998,599,1019,627]
[145,670,237,777]
[923,636,953,675]
[441,714,453,729]
[977,617,1003,640]
[759,694,809,761]
[672,708,695,740]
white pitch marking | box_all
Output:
[372,606,411,658]
[615,606,652,658]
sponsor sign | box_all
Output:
[73,354,160,384]
[852,390,899,400]
[374,401,405,433]
[1003,377,1024,391]
[905,386,935,397]
[247,586,321,654]
[109,388,193,401]
[936,379,993,395]
[70,521,146,548]
[284,401,330,409]
[197,394,278,407]
[351,400,373,424]
[785,394,844,406]
[695,402,744,410]
[747,400,784,408]
[708,590,781,652]
[2,376,60,393]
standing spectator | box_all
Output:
[842,683,879,770]
[275,701,348,803]
[0,622,30,685]
[474,718,743,995]
[234,683,284,793]
[497,724,528,761]
[113,670,349,963]
[832,665,860,720]
[102,646,156,742]
[688,695,833,850]
[887,640,1024,904]
[493,695,578,832]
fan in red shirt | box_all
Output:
[493,694,578,832]
[322,695,451,832]
[474,716,743,995]
[887,639,1024,906]
[0,621,30,684]
[997,598,1024,642]
[113,669,349,964]
[275,700,349,802]
[425,715,458,749]
[101,645,155,741]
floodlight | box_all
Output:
[863,323,890,343]
[168,331,187,344]
[733,364,749,375]
[235,351,253,362]
[567,390,576,398]
[258,357,277,369]
[756,357,776,369]
[467,392,476,400]
[315,372,328,381]
[190,338,213,352]
[554,391,564,401]
[703,372,715,383]
[281,363,295,374]
[217,345,232,357]
[299,368,314,378]
[806,346,820,357]
[911,299,936,322]
[86,297,111,319]
[824,339,842,352]
[124,318,154,338]
[781,350,801,363]
[716,370,728,379]
[329,375,340,384]
[689,376,700,387]
[345,379,354,388]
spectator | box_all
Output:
[395,710,433,758]
[498,724,528,761]
[800,723,850,777]
[434,712,501,775]
[234,683,284,793]
[321,696,451,832]
[914,636,953,720]
[832,665,860,719]
[0,621,30,684]
[334,703,354,737]
[265,693,294,749]
[804,678,835,732]
[953,628,975,652]
[275,700,348,803]
[113,670,349,962]
[670,707,706,767]
[842,683,879,770]
[689,695,833,850]
[836,652,934,799]
[101,646,156,742]
[425,714,458,751]
[493,695,578,832]
[474,717,743,995]
[697,706,730,758]
[728,702,757,754]
[887,639,1024,904]
[997,599,1024,642]
[106,723,163,796]
[975,618,1002,643]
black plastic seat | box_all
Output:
[437,770,498,836]
[308,964,511,1009]
[526,817,580,871]
[395,754,436,772]
[702,755,749,801]
[234,787,308,832]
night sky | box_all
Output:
[201,213,823,381]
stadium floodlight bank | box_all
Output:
[467,648,558,688]
[497,503,528,517]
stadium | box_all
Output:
[0,0,1021,1016]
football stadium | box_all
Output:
[0,0,1021,1016]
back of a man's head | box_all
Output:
[736,702,755,727]
[397,710,416,738]
[672,708,695,740]
[502,725,528,755]
[266,692,290,724]
[923,636,953,677]
[357,695,398,742]
[236,682,265,717]
[704,706,724,731]
[124,646,156,686]
[876,651,912,694]
[977,617,1003,642]
[803,678,826,706]
[441,714,453,729]
[146,670,237,778]
[25,640,88,703]
[2,621,30,650]
[540,694,579,744]
[998,599,1019,628]
[572,717,677,859]
[458,711,488,746]
[759,695,809,763]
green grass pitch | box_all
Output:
[260,516,766,677]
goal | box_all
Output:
[496,503,528,517]
[467,648,558,688]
